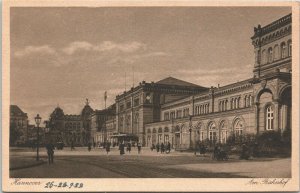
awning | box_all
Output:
[110,133,139,140]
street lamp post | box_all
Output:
[189,115,192,150]
[34,114,42,161]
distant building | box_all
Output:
[10,105,28,145]
[144,13,292,149]
[46,99,94,146]
[91,104,116,145]
[115,77,208,144]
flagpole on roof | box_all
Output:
[104,91,107,109]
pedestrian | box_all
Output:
[45,141,55,165]
[160,143,165,154]
[127,142,132,153]
[106,141,110,154]
[151,144,155,151]
[119,142,125,155]
[156,143,160,153]
[137,142,142,154]
[88,142,92,152]
[71,141,75,151]
[213,145,220,160]
[240,143,250,160]
[167,142,171,153]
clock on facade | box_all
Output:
[145,93,151,103]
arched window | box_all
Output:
[287,40,292,57]
[281,42,287,58]
[266,106,274,130]
[208,122,217,142]
[268,47,273,63]
[234,119,244,136]
[274,45,279,60]
[164,127,169,133]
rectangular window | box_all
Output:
[170,111,175,120]
[126,101,131,109]
[134,98,139,106]
[164,112,170,121]
[176,110,182,119]
[120,104,124,111]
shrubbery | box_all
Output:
[197,130,291,158]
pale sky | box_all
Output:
[10,7,291,124]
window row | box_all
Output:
[119,98,140,112]
[218,100,228,112]
[194,103,209,115]
[260,40,292,65]
[230,97,240,110]
[163,108,190,121]
[244,95,253,108]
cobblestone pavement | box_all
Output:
[10,147,291,178]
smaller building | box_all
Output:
[10,105,28,146]
[91,104,116,146]
[46,99,95,146]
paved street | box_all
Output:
[10,147,291,178]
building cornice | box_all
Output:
[251,13,291,40]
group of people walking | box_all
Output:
[151,142,171,154]
[118,142,142,155]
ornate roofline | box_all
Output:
[251,13,291,39]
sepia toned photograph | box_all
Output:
[2,1,299,192]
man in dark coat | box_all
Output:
[156,143,160,153]
[166,142,171,153]
[127,142,132,153]
[160,143,165,154]
[106,141,111,154]
[119,142,125,155]
[88,142,92,152]
[46,142,55,164]
[137,142,142,154]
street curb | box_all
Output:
[10,160,46,171]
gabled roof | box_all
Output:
[10,105,28,117]
[156,77,204,88]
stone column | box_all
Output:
[273,99,280,131]
[255,102,260,135]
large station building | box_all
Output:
[143,13,292,148]
[39,13,292,149]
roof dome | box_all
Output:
[50,106,65,119]
[81,98,94,117]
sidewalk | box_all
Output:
[10,156,45,170]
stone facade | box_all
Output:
[115,77,208,145]
[144,13,292,149]
[91,104,116,145]
[10,105,29,145]
[46,99,94,146]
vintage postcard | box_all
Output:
[2,0,300,192]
